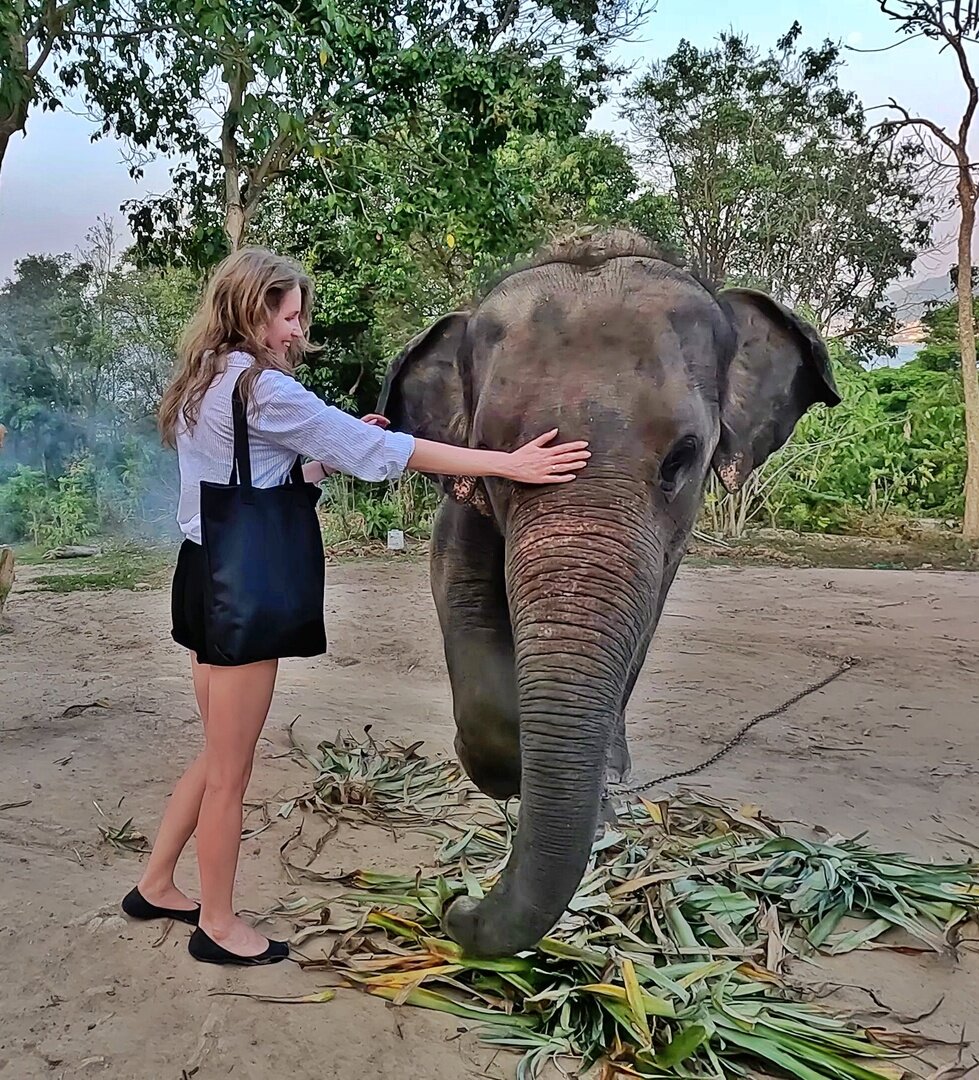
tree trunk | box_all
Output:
[224,200,245,251]
[221,64,247,251]
[0,17,29,181]
[956,174,979,541]
[0,101,29,179]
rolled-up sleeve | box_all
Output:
[255,371,415,482]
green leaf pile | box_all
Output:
[276,733,977,1079]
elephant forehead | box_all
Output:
[468,281,720,448]
[474,270,721,382]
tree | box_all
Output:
[0,1,105,176]
[68,0,639,256]
[0,226,193,455]
[254,128,675,413]
[916,295,979,372]
[0,241,186,543]
[0,252,91,474]
[875,0,979,540]
[622,23,934,357]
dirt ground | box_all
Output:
[1,552,978,1080]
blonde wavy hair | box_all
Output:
[158,247,314,447]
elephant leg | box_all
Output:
[598,628,657,829]
[430,500,520,800]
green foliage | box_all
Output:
[0,454,99,547]
[262,128,674,413]
[0,2,109,170]
[0,237,182,545]
[0,438,173,546]
[703,345,966,537]
[319,474,441,545]
[0,465,50,544]
[1,12,966,543]
[44,454,100,546]
[624,23,934,359]
[916,296,979,373]
[68,0,635,257]
[30,545,172,593]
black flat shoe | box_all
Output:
[121,886,201,926]
[188,927,289,966]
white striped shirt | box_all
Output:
[175,351,415,543]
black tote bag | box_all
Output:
[199,373,327,666]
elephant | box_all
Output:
[376,228,841,958]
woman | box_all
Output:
[122,247,590,965]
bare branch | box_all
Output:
[874,98,962,157]
[24,1,82,79]
[24,0,80,45]
[846,32,928,52]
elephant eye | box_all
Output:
[660,435,700,493]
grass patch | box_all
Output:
[10,543,47,566]
[30,544,173,593]
[687,528,979,571]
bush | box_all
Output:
[0,455,101,547]
[700,349,966,538]
[45,455,101,546]
[0,465,51,544]
[318,473,441,545]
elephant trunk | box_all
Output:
[444,478,658,956]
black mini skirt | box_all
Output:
[170,539,213,665]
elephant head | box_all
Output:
[377,229,840,956]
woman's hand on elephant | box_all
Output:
[502,430,591,484]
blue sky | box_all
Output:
[0,0,971,280]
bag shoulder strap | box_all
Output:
[230,369,307,489]
[229,371,252,488]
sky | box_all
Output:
[0,0,974,282]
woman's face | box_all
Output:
[263,284,304,361]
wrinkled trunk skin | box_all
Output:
[444,478,660,956]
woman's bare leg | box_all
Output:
[195,659,278,956]
[137,657,211,910]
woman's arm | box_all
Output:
[303,428,589,486]
[256,373,415,483]
[360,413,590,484]
[407,431,589,485]
[257,373,589,486]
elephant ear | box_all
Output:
[712,288,841,494]
[376,312,469,447]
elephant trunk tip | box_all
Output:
[442,895,542,958]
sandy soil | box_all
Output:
[1,554,977,1080]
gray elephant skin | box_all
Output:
[376,229,841,958]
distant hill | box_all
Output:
[887,273,952,321]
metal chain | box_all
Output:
[604,655,859,802]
